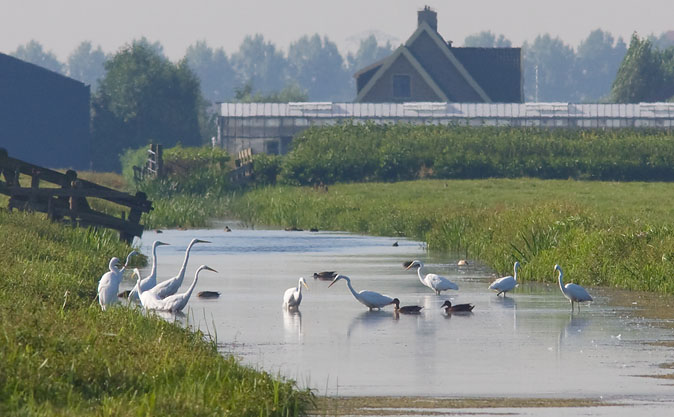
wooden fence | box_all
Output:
[229,147,254,186]
[133,143,164,182]
[0,148,152,243]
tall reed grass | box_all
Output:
[229,179,674,294]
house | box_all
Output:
[0,53,91,169]
[354,6,522,103]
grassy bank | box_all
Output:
[228,179,674,294]
[0,210,313,415]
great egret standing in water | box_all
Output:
[134,265,217,312]
[489,261,520,296]
[328,274,394,310]
[149,238,209,298]
[128,241,169,301]
[555,264,593,312]
[283,277,309,310]
[405,260,459,295]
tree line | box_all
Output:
[7,31,674,171]
[10,30,674,104]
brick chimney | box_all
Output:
[417,6,437,32]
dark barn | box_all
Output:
[0,53,90,169]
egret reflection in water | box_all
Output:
[283,309,303,342]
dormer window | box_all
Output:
[393,74,411,98]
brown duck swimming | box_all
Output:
[197,291,221,299]
[441,300,474,313]
[313,271,337,280]
[391,298,423,314]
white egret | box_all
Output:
[328,274,394,310]
[128,241,169,301]
[283,277,309,310]
[149,238,210,298]
[390,298,423,314]
[489,261,520,296]
[405,260,459,295]
[97,257,123,311]
[555,264,593,312]
[135,265,217,313]
[441,300,475,313]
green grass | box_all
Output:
[228,178,674,294]
[0,210,313,416]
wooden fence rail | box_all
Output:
[229,147,254,186]
[0,148,152,243]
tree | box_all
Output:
[522,34,577,102]
[234,81,307,103]
[287,34,351,101]
[574,30,627,102]
[611,34,674,103]
[12,40,64,74]
[346,35,394,73]
[67,41,107,90]
[184,40,237,102]
[463,31,512,47]
[91,39,203,171]
[231,34,288,94]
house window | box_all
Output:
[393,74,411,98]
[265,140,280,155]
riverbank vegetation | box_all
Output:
[228,179,674,294]
[0,210,313,415]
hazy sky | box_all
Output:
[1,0,672,61]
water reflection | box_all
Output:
[135,228,674,402]
[347,310,395,337]
[282,309,303,342]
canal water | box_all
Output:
[124,226,674,407]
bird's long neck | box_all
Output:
[514,264,518,282]
[557,268,564,292]
[183,267,206,301]
[135,278,143,296]
[149,243,160,280]
[416,265,425,283]
[343,277,360,299]
[296,280,303,294]
[177,241,196,279]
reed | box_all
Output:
[0,210,313,415]
[229,179,674,294]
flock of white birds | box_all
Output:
[98,239,593,314]
[97,238,215,313]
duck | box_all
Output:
[313,271,337,280]
[197,291,221,298]
[390,298,423,314]
[441,300,475,313]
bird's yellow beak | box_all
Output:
[302,281,309,290]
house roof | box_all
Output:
[0,52,87,89]
[354,19,522,103]
[355,43,449,102]
[451,48,522,103]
